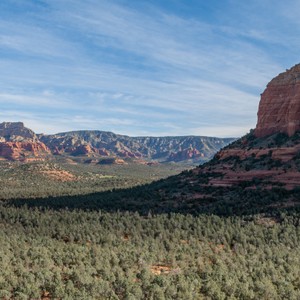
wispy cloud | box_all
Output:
[0,0,298,137]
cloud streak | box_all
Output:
[0,0,299,137]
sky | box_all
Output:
[0,0,299,137]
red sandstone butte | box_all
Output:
[255,64,300,138]
[0,142,50,161]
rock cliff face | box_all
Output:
[70,144,94,156]
[255,64,300,137]
[0,122,50,161]
[0,142,50,161]
[168,147,204,162]
[0,122,38,141]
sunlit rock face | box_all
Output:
[0,141,50,161]
[0,122,50,161]
[0,122,37,141]
[255,64,300,138]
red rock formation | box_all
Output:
[217,144,300,163]
[0,122,37,141]
[0,142,51,161]
[115,158,126,165]
[71,144,94,156]
[255,64,300,137]
[168,148,203,162]
[117,149,142,158]
[52,146,61,155]
[98,148,110,156]
[0,122,51,161]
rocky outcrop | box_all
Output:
[255,64,300,137]
[208,128,300,189]
[113,141,142,158]
[0,123,50,161]
[0,141,50,161]
[71,144,94,156]
[168,148,204,162]
[0,122,37,141]
[98,148,110,156]
[217,144,300,163]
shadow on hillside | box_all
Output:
[4,180,300,216]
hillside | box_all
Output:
[40,130,233,163]
[0,122,234,164]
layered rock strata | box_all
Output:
[255,64,300,137]
[0,122,37,141]
[0,122,51,160]
[0,142,50,161]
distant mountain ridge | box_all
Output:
[40,130,234,162]
[0,122,235,163]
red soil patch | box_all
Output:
[41,291,50,300]
[150,264,181,276]
[150,265,172,275]
[39,170,76,182]
[256,217,278,227]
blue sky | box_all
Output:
[0,0,299,137]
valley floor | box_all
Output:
[0,159,299,299]
[0,159,189,199]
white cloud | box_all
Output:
[0,0,298,137]
[0,93,65,107]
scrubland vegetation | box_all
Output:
[0,203,299,299]
[0,158,299,299]
[0,160,187,199]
